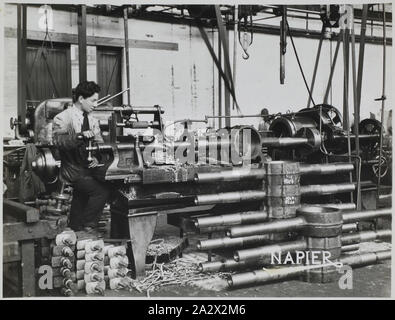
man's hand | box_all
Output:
[82,130,95,139]
[88,156,99,168]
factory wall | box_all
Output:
[2,4,392,139]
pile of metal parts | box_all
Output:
[17,99,388,284]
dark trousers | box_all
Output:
[69,176,111,230]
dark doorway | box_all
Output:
[97,46,123,106]
[26,41,72,102]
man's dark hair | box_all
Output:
[73,81,101,103]
[261,108,269,117]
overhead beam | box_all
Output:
[5,28,179,51]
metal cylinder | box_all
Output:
[228,250,391,288]
[197,235,269,251]
[227,217,305,238]
[299,163,354,175]
[194,210,268,229]
[234,239,306,262]
[303,264,338,283]
[342,223,358,233]
[342,208,392,223]
[300,183,355,196]
[305,236,342,261]
[227,208,391,238]
[198,259,264,273]
[261,137,308,147]
[228,265,307,287]
[339,250,391,266]
[194,190,266,206]
[341,229,392,245]
[265,161,301,219]
[323,203,356,211]
[341,244,360,252]
[298,206,343,238]
[194,168,265,183]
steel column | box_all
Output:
[77,5,87,82]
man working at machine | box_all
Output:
[53,81,110,234]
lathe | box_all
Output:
[6,98,391,280]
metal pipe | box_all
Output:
[228,208,390,238]
[97,94,111,103]
[96,88,130,106]
[197,235,269,251]
[218,26,222,128]
[227,217,305,238]
[123,6,131,105]
[300,183,355,196]
[342,223,358,233]
[228,264,306,287]
[341,244,360,252]
[321,203,356,211]
[234,239,307,262]
[342,208,391,223]
[196,203,355,231]
[324,31,342,104]
[228,250,391,288]
[195,163,354,184]
[262,137,308,147]
[198,259,264,273]
[194,210,268,229]
[307,26,324,108]
[339,250,391,266]
[356,5,368,113]
[232,5,238,112]
[350,12,361,212]
[78,5,87,82]
[377,3,387,204]
[195,169,265,183]
[299,163,354,175]
[194,190,266,206]
[341,229,391,245]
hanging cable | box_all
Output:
[285,19,316,106]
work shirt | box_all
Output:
[53,105,103,184]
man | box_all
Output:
[53,81,110,233]
[258,108,271,133]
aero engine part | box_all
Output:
[194,210,268,229]
[340,229,392,245]
[300,183,355,196]
[197,235,269,251]
[227,250,391,288]
[227,208,391,238]
[299,163,354,175]
[226,217,305,238]
[342,208,392,223]
[265,161,301,219]
[298,206,343,238]
[198,259,265,273]
[194,190,266,206]
[342,223,358,233]
[233,239,307,262]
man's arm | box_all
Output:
[52,114,84,150]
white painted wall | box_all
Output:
[2,4,392,139]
